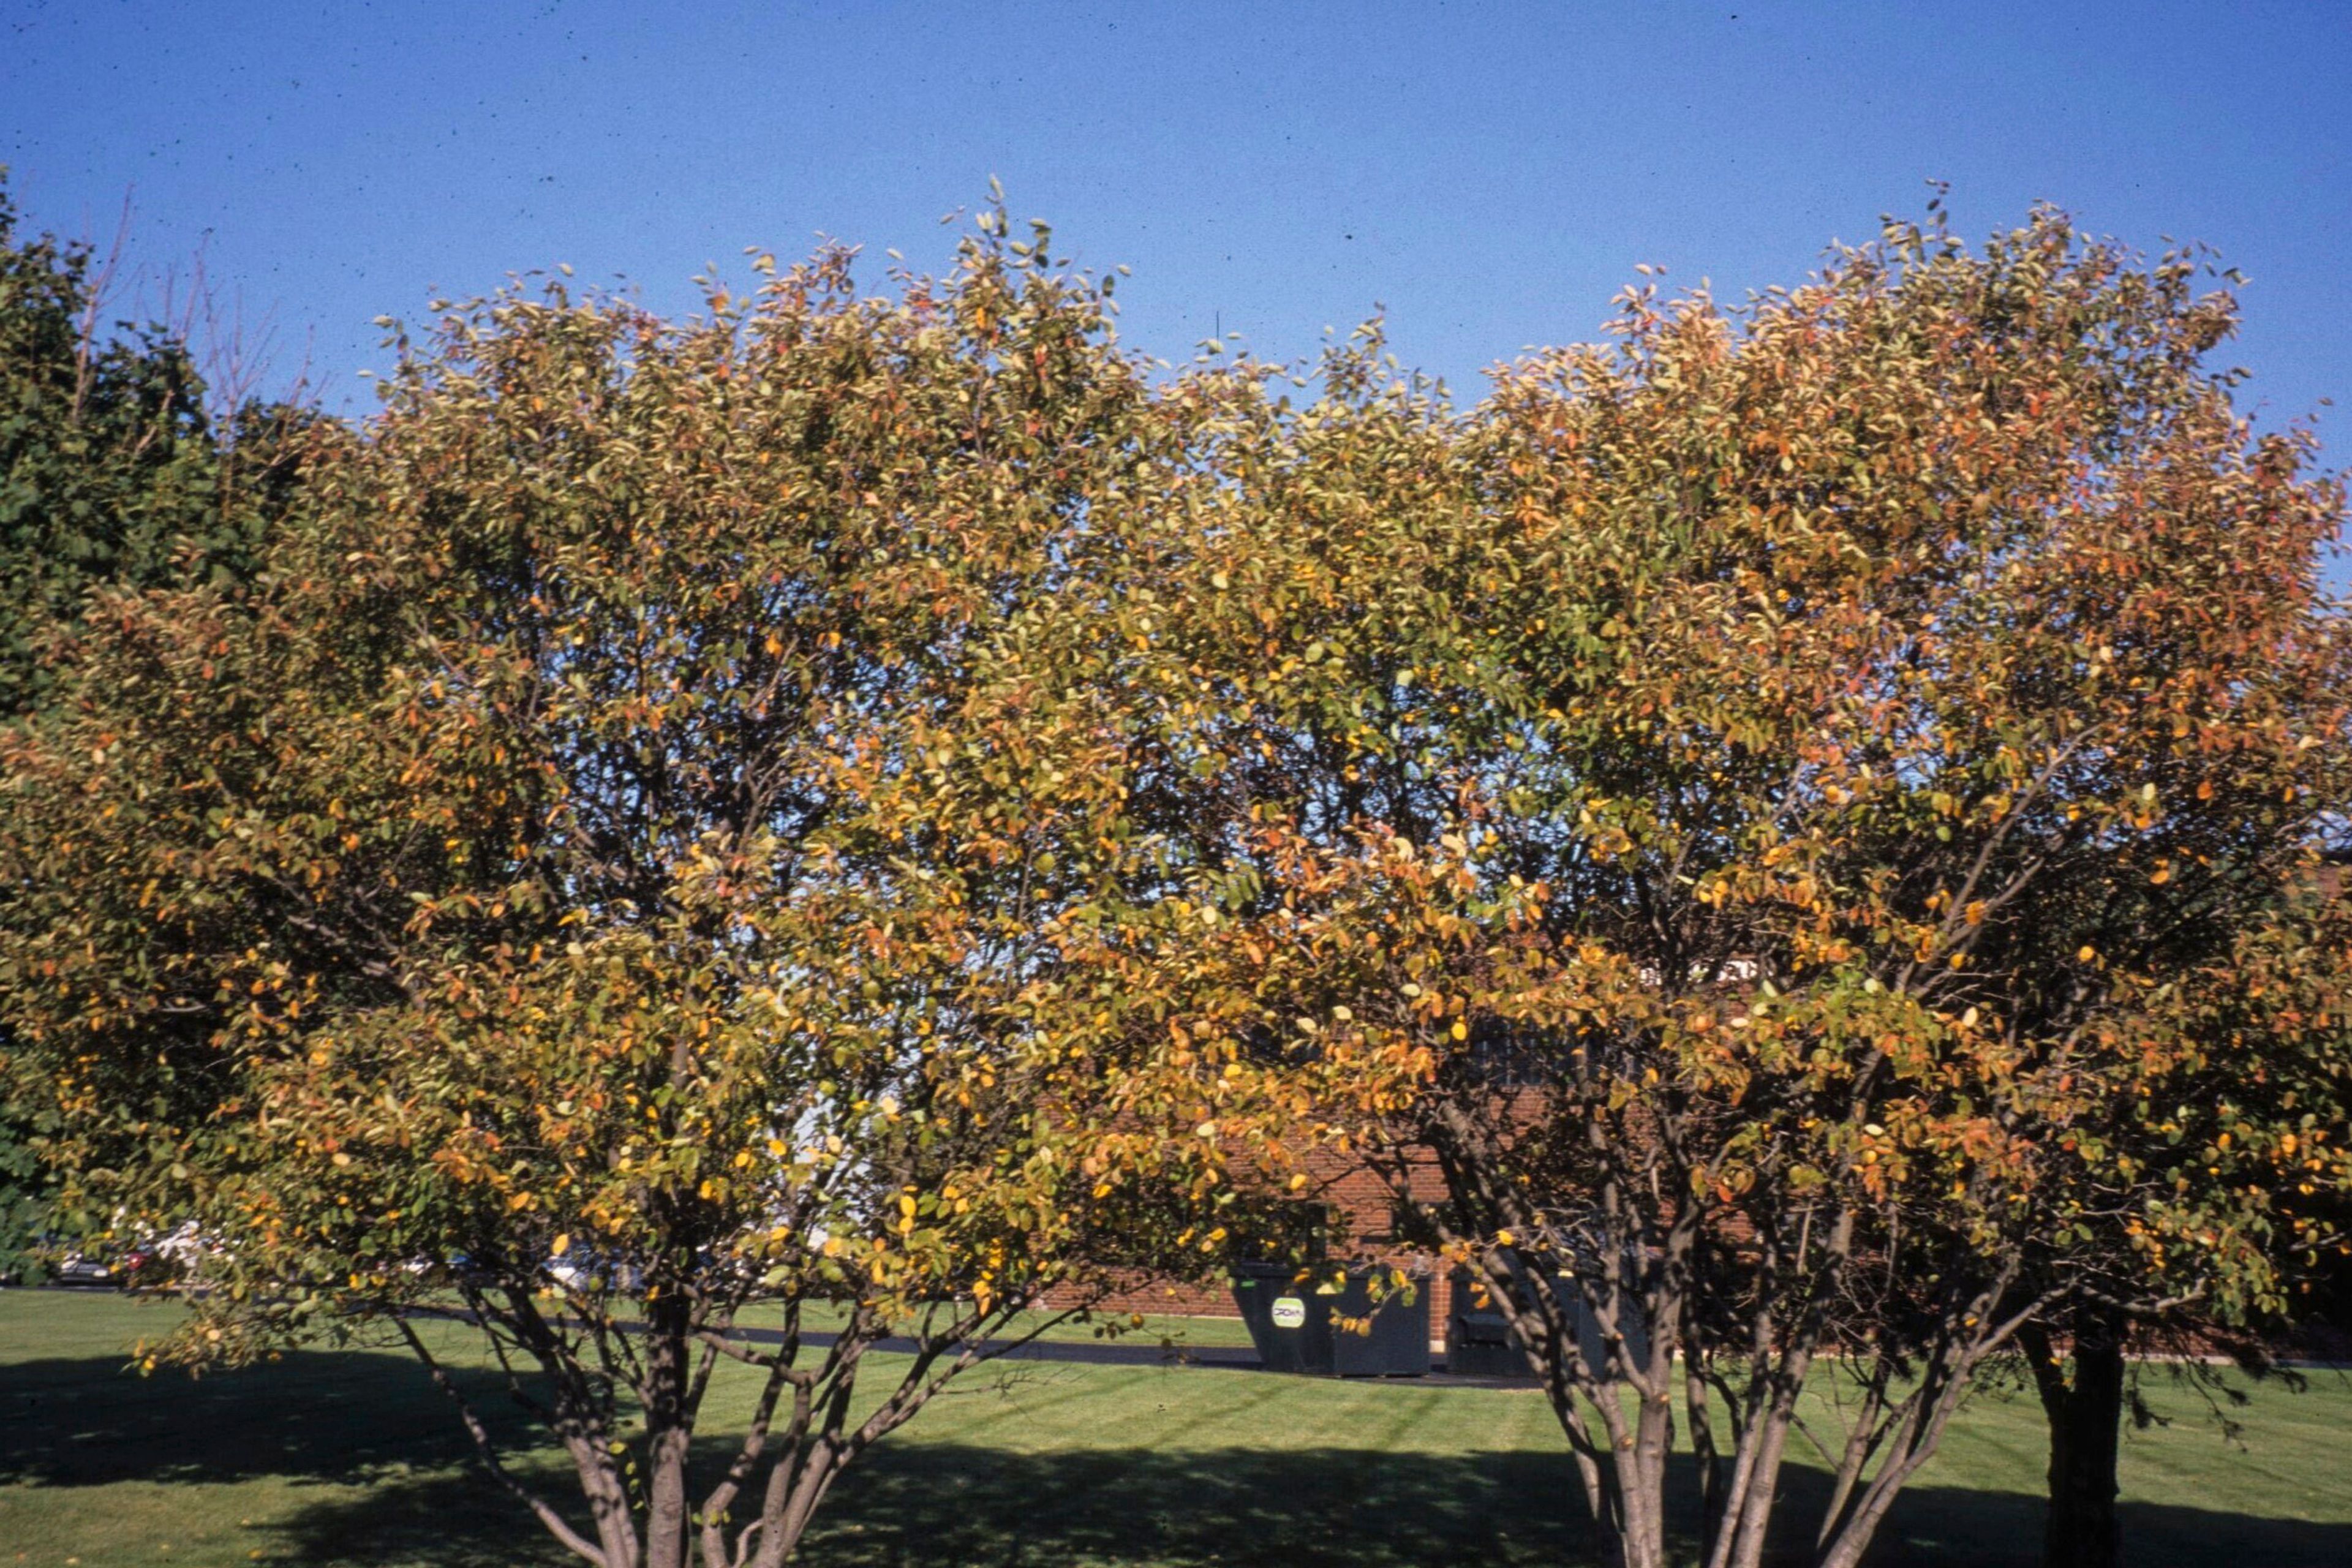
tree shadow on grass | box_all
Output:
[0,1350,541,1489]
[9,1352,2350,1566]
[264,1438,2352,1568]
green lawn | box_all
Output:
[3,1291,2348,1567]
[1025,1307,1259,1350]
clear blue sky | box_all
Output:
[5,1,2348,435]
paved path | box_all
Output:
[795,1329,1266,1370]
[762,1324,1540,1386]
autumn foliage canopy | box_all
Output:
[2,199,2346,1568]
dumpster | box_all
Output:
[1444,1264,1640,1380]
[1231,1262,1432,1376]
[1445,1268,1536,1379]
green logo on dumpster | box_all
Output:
[1271,1296,1306,1329]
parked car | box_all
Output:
[50,1251,120,1289]
[545,1249,643,1295]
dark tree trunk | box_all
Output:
[2024,1307,2127,1568]
[641,1292,695,1568]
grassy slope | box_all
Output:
[2,1291,2347,1567]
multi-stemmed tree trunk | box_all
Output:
[1132,201,2352,1568]
[0,205,1252,1568]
